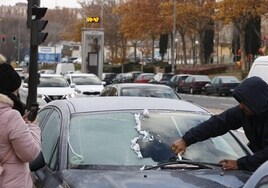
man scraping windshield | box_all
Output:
[172,76,268,171]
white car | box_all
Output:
[64,73,105,96]
[19,74,75,107]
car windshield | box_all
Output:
[195,76,210,82]
[38,77,69,87]
[72,76,102,85]
[120,87,179,99]
[68,110,247,169]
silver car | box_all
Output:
[31,97,252,188]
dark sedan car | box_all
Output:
[102,72,117,85]
[205,76,241,96]
[30,97,253,188]
[100,83,181,99]
[166,74,191,92]
[180,75,211,94]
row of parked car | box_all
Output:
[102,71,241,97]
[167,74,241,96]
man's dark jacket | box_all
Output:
[182,76,268,171]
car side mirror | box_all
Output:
[29,151,45,171]
[70,83,76,88]
[205,83,211,87]
[102,81,106,86]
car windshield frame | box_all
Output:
[67,110,248,169]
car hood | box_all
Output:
[75,85,104,93]
[37,87,74,95]
[62,169,251,188]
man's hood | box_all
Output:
[233,76,268,115]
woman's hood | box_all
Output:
[233,76,268,115]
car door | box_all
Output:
[213,77,220,94]
[33,108,63,187]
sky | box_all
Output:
[1,0,81,9]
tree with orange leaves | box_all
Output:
[216,0,268,71]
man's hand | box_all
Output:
[219,159,238,170]
[171,138,187,155]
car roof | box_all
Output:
[66,73,97,77]
[109,83,173,88]
[214,75,238,79]
[40,74,63,77]
[47,97,209,114]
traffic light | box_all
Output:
[31,6,48,45]
[27,0,40,28]
[12,35,16,42]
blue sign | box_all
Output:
[38,53,61,63]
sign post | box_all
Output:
[81,28,104,79]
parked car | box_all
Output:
[134,73,155,83]
[112,73,130,83]
[30,97,253,188]
[55,63,75,75]
[149,72,174,85]
[243,160,268,188]
[247,55,268,83]
[166,74,191,92]
[64,73,105,96]
[100,83,181,99]
[180,75,211,94]
[102,72,117,85]
[19,74,75,107]
[205,76,240,96]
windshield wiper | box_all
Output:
[144,159,222,170]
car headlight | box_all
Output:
[66,93,76,99]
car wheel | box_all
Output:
[218,92,222,96]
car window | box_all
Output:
[195,76,211,82]
[68,111,247,169]
[39,77,70,87]
[41,110,61,170]
[72,76,102,85]
[221,77,240,83]
[256,176,268,188]
[121,87,179,99]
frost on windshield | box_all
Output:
[131,109,154,159]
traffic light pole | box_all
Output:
[26,0,47,110]
[27,39,38,110]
